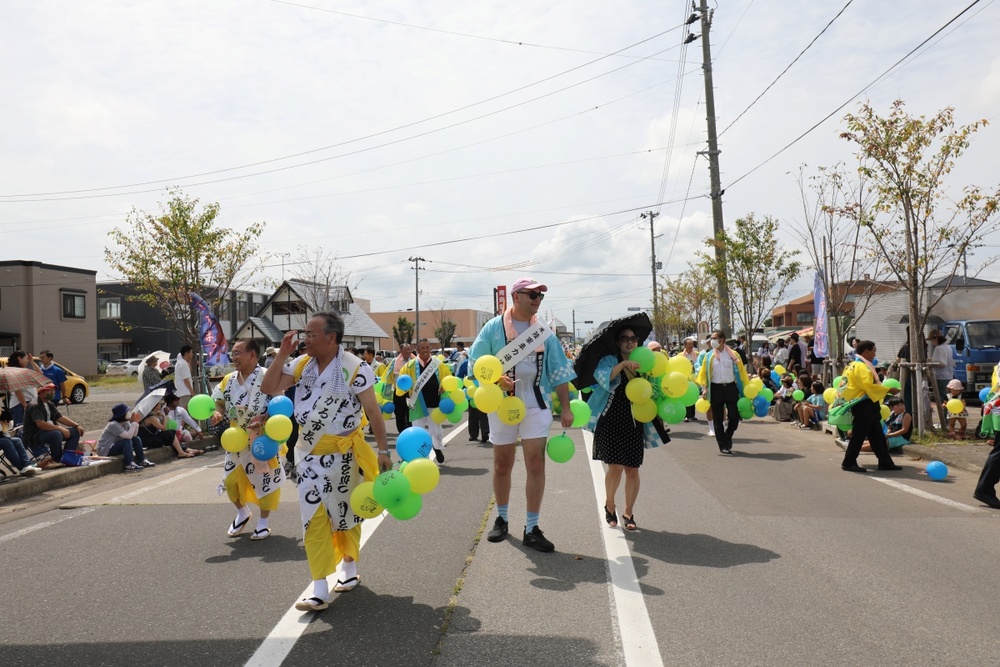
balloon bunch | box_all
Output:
[216,395,295,460]
[429,375,473,425]
[623,348,699,425]
[349,426,441,521]
[373,381,396,418]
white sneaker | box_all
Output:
[141,460,156,467]
[18,466,39,476]
[708,426,716,437]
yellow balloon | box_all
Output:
[350,481,384,519]
[474,355,504,384]
[695,397,710,413]
[396,387,407,397]
[946,398,964,415]
[823,388,837,404]
[221,427,248,453]
[430,408,448,424]
[498,395,526,425]
[880,404,891,421]
[749,377,764,390]
[402,457,440,494]
[474,383,504,413]
[265,414,293,442]
[651,352,669,377]
[662,372,688,398]
[631,400,657,423]
[441,376,459,392]
[668,355,693,377]
[774,364,786,375]
[463,377,476,389]
[625,377,653,403]
[743,384,760,399]
[449,389,466,404]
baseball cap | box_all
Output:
[39,383,57,392]
[511,278,547,294]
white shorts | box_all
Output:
[412,416,444,449]
[488,406,553,445]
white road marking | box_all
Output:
[869,476,983,513]
[583,430,664,667]
[107,463,218,503]
[0,507,96,544]
[245,513,386,667]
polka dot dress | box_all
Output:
[593,379,645,468]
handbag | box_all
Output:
[60,449,88,466]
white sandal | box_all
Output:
[334,576,360,592]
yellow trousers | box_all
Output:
[301,430,378,580]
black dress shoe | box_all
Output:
[877,464,903,471]
[973,492,1000,509]
[842,464,868,473]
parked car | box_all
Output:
[105,358,144,377]
[0,357,90,404]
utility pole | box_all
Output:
[408,256,425,342]
[641,211,661,341]
[696,0,732,334]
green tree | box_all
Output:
[393,316,414,347]
[104,188,266,372]
[434,320,457,349]
[839,100,1000,435]
[698,213,802,351]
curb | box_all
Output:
[0,435,221,504]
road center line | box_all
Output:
[869,476,983,513]
[0,507,96,544]
[583,430,663,667]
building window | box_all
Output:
[273,300,308,316]
[796,312,814,324]
[62,291,86,319]
[99,297,121,320]
[237,300,248,322]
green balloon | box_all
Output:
[387,492,422,520]
[737,397,752,412]
[569,399,591,427]
[446,408,463,424]
[739,406,755,420]
[681,381,701,407]
[657,399,686,424]
[833,375,845,389]
[546,434,575,463]
[581,386,592,394]
[883,378,901,390]
[759,388,774,403]
[166,419,178,430]
[188,394,215,420]
[372,470,412,510]
[629,346,656,374]
[792,389,805,401]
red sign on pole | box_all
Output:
[496,285,507,315]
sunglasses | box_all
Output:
[618,335,639,343]
[518,290,545,301]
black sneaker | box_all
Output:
[434,449,445,464]
[522,526,554,552]
[486,517,508,542]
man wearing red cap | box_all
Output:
[470,278,576,552]
[21,383,84,466]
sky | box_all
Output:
[2,0,999,339]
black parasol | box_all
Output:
[573,312,653,388]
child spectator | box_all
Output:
[946,379,968,439]
[773,375,796,422]
[758,366,778,395]
[884,397,912,448]
[795,381,827,430]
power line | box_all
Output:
[719,0,854,137]
[0,26,683,201]
[725,0,986,191]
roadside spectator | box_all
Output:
[884,397,912,449]
[142,355,162,392]
[22,383,83,468]
[163,393,204,443]
[263,347,277,368]
[846,337,859,358]
[929,332,954,407]
[772,338,789,368]
[38,350,69,405]
[0,419,41,475]
[945,379,968,439]
[787,333,804,372]
[772,375,796,422]
[138,400,202,458]
[174,346,195,408]
[795,381,827,430]
[363,346,384,378]
[756,340,772,363]
[682,337,701,422]
[7,350,37,427]
[96,403,153,471]
[758,366,778,395]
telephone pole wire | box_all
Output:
[696,0,732,334]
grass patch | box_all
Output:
[86,375,140,388]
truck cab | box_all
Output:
[942,319,1000,399]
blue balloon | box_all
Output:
[268,395,294,418]
[251,435,279,460]
[980,387,991,403]
[438,398,456,414]
[396,374,414,391]
[381,402,395,414]
[771,371,780,384]
[926,461,948,481]
[753,402,769,418]
[396,426,432,462]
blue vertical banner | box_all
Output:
[813,271,829,358]
[190,292,229,366]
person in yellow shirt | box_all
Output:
[840,340,902,473]
[401,339,453,463]
[695,330,752,455]
[973,364,1000,508]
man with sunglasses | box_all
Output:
[470,278,576,552]
[695,329,752,454]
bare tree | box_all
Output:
[288,245,351,312]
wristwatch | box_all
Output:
[377,449,390,456]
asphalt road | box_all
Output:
[2,416,998,666]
